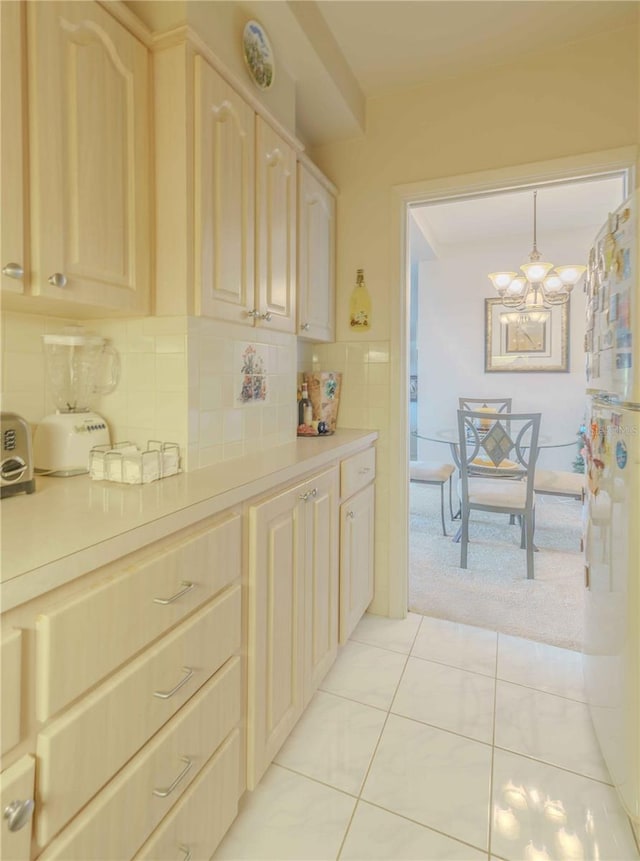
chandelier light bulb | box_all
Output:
[555,265,587,286]
[487,190,586,310]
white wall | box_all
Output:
[414,227,596,471]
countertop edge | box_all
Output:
[1,430,378,611]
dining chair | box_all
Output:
[458,397,512,414]
[410,460,456,536]
[457,409,541,580]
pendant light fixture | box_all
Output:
[488,190,586,309]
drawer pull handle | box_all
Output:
[153,581,195,605]
[358,467,371,475]
[153,667,194,699]
[299,488,318,502]
[3,799,34,832]
[179,846,192,861]
[152,757,193,798]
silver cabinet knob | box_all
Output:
[346,510,355,519]
[260,312,272,322]
[301,323,310,331]
[246,309,260,318]
[48,272,67,288]
[3,799,34,832]
[2,262,24,280]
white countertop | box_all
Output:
[0,429,377,610]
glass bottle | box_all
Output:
[349,268,371,331]
[298,382,313,426]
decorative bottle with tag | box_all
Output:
[349,268,371,331]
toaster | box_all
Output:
[1,413,36,498]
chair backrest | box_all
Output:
[458,397,512,414]
[456,409,541,508]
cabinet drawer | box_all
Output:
[135,730,240,861]
[40,657,241,861]
[36,512,241,720]
[340,447,376,499]
[1,628,22,755]
[36,585,241,848]
[0,755,35,861]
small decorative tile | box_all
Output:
[238,344,267,403]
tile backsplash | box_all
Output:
[1,311,298,471]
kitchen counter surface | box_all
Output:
[0,429,377,610]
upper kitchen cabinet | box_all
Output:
[1,2,27,297]
[297,157,336,342]
[21,1,150,314]
[154,37,299,333]
[255,117,297,334]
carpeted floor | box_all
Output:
[409,481,585,651]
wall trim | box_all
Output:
[388,145,638,619]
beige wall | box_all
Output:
[310,25,639,615]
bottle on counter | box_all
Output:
[298,382,313,426]
[349,268,371,331]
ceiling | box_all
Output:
[286,0,638,145]
[314,1,635,98]
[410,173,627,260]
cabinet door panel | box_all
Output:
[256,117,296,332]
[27,1,149,311]
[0,755,35,861]
[247,485,304,788]
[194,56,255,323]
[304,470,339,704]
[297,164,335,341]
[1,628,22,755]
[340,483,375,644]
[1,2,26,295]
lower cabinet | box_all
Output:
[246,467,339,789]
[340,481,376,644]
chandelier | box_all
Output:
[488,190,586,309]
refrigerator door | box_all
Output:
[584,400,640,829]
[585,194,637,403]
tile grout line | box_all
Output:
[335,614,425,860]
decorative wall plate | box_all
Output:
[242,20,275,91]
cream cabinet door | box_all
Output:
[1,1,27,296]
[255,116,296,333]
[340,483,375,644]
[26,0,150,312]
[303,469,339,704]
[194,55,255,324]
[0,755,35,861]
[297,163,336,342]
[246,481,305,788]
[1,628,22,755]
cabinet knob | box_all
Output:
[299,487,318,502]
[48,272,67,288]
[2,262,24,280]
[3,799,34,832]
[260,312,273,322]
[301,323,310,331]
[346,510,355,519]
[246,309,260,318]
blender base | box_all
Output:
[34,411,111,476]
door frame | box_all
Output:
[388,145,637,618]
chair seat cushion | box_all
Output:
[410,461,455,483]
[467,477,531,510]
[534,469,584,496]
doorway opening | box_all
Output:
[399,166,631,649]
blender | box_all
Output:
[33,327,120,476]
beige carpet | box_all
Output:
[409,481,585,651]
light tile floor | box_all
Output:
[214,613,640,861]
